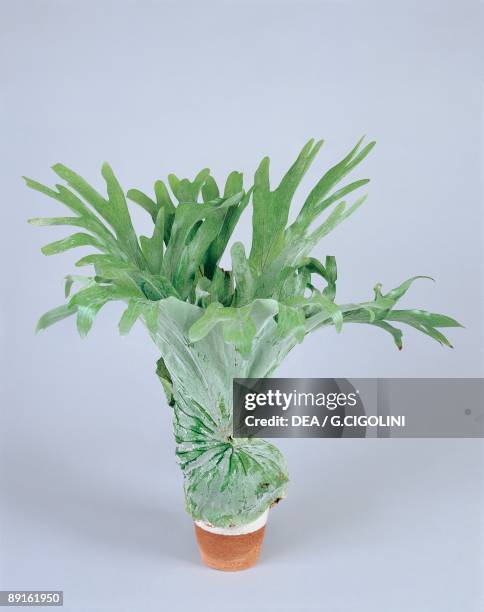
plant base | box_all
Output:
[194,509,268,571]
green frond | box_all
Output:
[27,138,461,352]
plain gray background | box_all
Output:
[1,1,483,610]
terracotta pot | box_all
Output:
[194,509,269,571]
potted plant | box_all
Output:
[26,138,461,571]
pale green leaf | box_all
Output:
[119,300,145,335]
[36,304,77,332]
[41,232,103,255]
[231,242,254,306]
[126,188,159,221]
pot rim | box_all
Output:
[194,508,269,536]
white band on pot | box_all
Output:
[195,508,269,536]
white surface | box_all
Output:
[195,509,269,535]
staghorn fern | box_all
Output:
[26,138,462,526]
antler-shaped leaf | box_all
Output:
[27,139,462,353]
